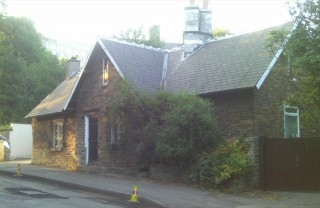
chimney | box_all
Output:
[183,0,212,57]
[189,0,196,5]
[202,0,209,9]
[149,25,160,42]
[66,57,80,80]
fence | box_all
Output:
[261,137,320,191]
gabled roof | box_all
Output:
[99,38,165,92]
[25,75,80,118]
[26,22,295,118]
[166,22,294,95]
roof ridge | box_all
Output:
[207,21,294,43]
[100,37,165,53]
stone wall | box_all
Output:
[74,45,138,174]
[254,62,320,138]
[0,140,10,161]
[32,116,78,170]
[253,64,292,138]
[207,89,255,139]
[0,131,11,161]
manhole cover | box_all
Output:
[6,188,68,199]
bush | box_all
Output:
[154,92,221,168]
[0,124,12,131]
[106,82,221,169]
[194,139,251,188]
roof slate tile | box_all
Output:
[166,22,293,94]
[25,75,80,118]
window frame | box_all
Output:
[284,106,300,138]
[110,113,124,146]
[51,119,64,151]
[102,57,109,86]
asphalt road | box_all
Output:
[0,175,150,208]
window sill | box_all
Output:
[50,148,63,152]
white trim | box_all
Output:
[98,39,125,79]
[63,42,97,111]
[84,116,89,165]
[256,21,299,89]
[161,52,169,89]
[63,69,84,111]
[284,106,300,138]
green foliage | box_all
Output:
[212,27,231,40]
[106,81,221,169]
[154,92,221,168]
[0,15,65,124]
[285,0,320,125]
[194,139,251,188]
[265,29,290,55]
[114,25,165,48]
[0,124,12,131]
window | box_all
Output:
[111,113,124,146]
[52,120,64,150]
[284,106,300,138]
[103,57,109,85]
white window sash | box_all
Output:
[284,106,300,138]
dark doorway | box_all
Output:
[88,117,98,162]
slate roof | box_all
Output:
[100,39,165,92]
[166,22,293,95]
[25,75,80,118]
[26,22,293,118]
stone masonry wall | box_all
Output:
[253,62,320,138]
[207,89,256,139]
[32,116,78,170]
[0,131,11,161]
[74,45,138,174]
[0,141,10,161]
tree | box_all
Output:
[212,27,231,40]
[0,15,65,124]
[114,25,165,48]
[285,0,320,125]
[0,0,6,16]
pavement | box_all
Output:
[0,160,319,208]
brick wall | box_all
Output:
[32,116,78,170]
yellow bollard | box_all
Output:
[129,184,140,203]
[14,163,23,177]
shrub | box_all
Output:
[154,92,221,168]
[0,124,12,131]
[194,139,251,188]
[106,82,221,169]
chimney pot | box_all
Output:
[189,0,196,5]
[203,0,209,9]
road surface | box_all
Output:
[0,175,151,208]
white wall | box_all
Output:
[9,123,32,159]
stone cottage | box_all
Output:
[26,2,318,186]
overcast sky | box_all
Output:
[6,0,294,44]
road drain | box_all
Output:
[6,188,68,199]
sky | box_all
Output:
[5,0,294,44]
